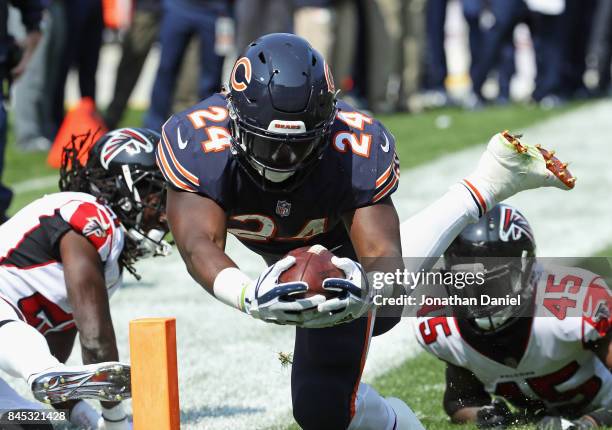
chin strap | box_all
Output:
[474,314,511,331]
[127,228,172,258]
[253,160,296,184]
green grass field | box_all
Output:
[282,352,462,430]
[4,109,145,213]
[4,102,606,429]
[374,352,465,429]
[597,246,612,257]
[283,344,550,430]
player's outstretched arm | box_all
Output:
[345,197,402,264]
[61,231,118,366]
[346,197,404,301]
[168,189,338,325]
[166,188,237,294]
[61,230,129,422]
[297,198,404,329]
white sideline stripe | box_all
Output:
[11,175,58,194]
[3,102,611,429]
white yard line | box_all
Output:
[3,101,611,429]
[11,175,58,194]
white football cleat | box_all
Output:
[29,362,130,404]
[462,131,575,216]
[386,397,425,430]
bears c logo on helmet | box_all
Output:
[100,128,154,169]
[499,205,534,243]
[231,57,252,92]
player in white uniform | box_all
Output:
[415,204,612,429]
[0,128,170,429]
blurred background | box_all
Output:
[2,2,612,428]
[7,0,612,119]
[2,0,612,217]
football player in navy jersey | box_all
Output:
[157,33,574,430]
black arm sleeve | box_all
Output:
[443,362,492,417]
[585,326,612,368]
[41,212,72,261]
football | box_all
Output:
[279,245,345,299]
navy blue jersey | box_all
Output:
[156,93,400,258]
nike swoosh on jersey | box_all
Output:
[381,132,390,152]
[177,127,188,149]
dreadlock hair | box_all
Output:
[59,130,99,193]
[58,130,143,280]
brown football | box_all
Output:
[279,245,345,299]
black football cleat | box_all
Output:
[30,362,131,404]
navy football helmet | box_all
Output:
[444,204,537,332]
[227,33,337,192]
[60,128,170,278]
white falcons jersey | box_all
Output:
[0,192,124,334]
[415,263,612,414]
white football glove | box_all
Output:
[302,257,373,329]
[245,256,327,325]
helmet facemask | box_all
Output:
[444,253,536,333]
[441,204,538,334]
[228,101,336,192]
[121,167,171,260]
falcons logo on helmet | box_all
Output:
[100,128,154,169]
[499,205,534,242]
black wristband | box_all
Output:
[102,414,128,423]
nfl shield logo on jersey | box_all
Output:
[276,200,291,217]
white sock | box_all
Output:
[0,320,60,382]
[101,403,127,421]
[400,184,479,271]
[348,383,396,430]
